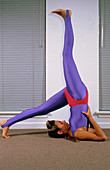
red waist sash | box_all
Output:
[65,88,88,107]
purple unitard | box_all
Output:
[63,10,88,135]
[2,10,88,136]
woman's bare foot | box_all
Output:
[51,9,72,19]
[0,120,10,138]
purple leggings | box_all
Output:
[2,10,88,135]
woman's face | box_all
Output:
[55,120,70,134]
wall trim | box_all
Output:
[94,111,110,118]
[8,121,47,129]
[98,122,110,129]
[0,113,110,129]
[0,114,48,129]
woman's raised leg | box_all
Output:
[63,10,87,100]
[51,9,87,99]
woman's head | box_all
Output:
[46,120,70,138]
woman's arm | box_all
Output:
[74,106,107,141]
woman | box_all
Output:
[0,9,107,141]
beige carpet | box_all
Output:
[0,129,110,170]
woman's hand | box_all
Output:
[79,105,107,141]
[82,106,92,119]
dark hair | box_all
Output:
[46,120,78,142]
[46,120,65,138]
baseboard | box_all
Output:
[10,121,110,129]
[8,121,47,129]
[0,114,48,129]
[94,112,110,129]
[98,122,110,129]
[0,114,110,129]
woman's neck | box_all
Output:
[67,127,73,137]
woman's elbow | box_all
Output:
[101,135,107,141]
